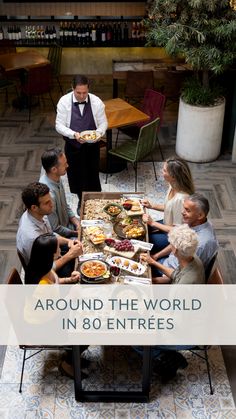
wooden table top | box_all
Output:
[104,98,149,129]
[0,50,50,72]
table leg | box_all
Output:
[73,345,151,402]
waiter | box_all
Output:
[55,74,108,214]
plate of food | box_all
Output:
[103,203,123,217]
[122,199,144,216]
[103,238,138,258]
[80,130,101,143]
[79,259,110,284]
[107,256,146,276]
[86,225,106,245]
[114,219,146,240]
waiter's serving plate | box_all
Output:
[80,130,101,143]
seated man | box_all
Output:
[16,182,83,276]
[40,147,80,238]
[136,224,206,382]
[149,193,219,278]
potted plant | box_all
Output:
[145,0,236,162]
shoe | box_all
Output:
[154,351,188,383]
[59,360,88,380]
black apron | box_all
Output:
[64,96,101,199]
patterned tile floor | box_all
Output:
[1,345,236,418]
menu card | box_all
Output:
[81,220,103,227]
[130,239,153,251]
[78,253,105,262]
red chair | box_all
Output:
[116,89,166,160]
[21,64,56,123]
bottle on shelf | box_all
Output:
[0,26,4,41]
[91,23,96,44]
[101,23,106,44]
[132,21,137,44]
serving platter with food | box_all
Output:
[85,225,106,245]
[122,199,144,216]
[79,259,110,283]
[114,219,146,240]
[103,238,138,258]
[80,130,102,143]
[107,256,146,276]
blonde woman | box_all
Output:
[140,224,205,284]
[142,157,195,251]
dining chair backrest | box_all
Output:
[135,117,160,162]
[17,248,27,272]
[23,64,53,96]
[47,43,62,78]
[124,71,154,105]
[137,89,166,129]
[47,43,63,94]
[7,267,23,285]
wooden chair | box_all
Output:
[106,117,160,191]
[116,89,166,159]
[47,43,63,94]
[124,71,154,106]
[20,64,56,123]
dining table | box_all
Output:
[0,49,50,72]
[102,98,150,173]
[73,191,152,402]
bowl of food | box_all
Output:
[80,130,101,143]
[79,259,109,284]
[103,203,123,218]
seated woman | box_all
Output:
[25,233,88,379]
[25,233,80,285]
[137,224,205,382]
[140,224,205,284]
[142,157,195,252]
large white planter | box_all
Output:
[176,97,226,162]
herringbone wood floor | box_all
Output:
[1,74,236,402]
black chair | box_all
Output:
[47,43,63,95]
[0,64,19,110]
[7,267,67,393]
[17,248,27,272]
[186,346,213,394]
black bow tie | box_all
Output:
[74,101,87,105]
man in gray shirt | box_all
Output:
[40,147,80,238]
[16,182,83,275]
[151,193,219,277]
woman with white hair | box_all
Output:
[140,224,205,284]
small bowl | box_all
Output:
[123,203,132,211]
[103,203,123,217]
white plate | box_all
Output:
[107,256,146,276]
[80,130,101,143]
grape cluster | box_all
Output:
[113,239,134,252]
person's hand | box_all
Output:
[139,252,156,265]
[142,213,154,226]
[74,132,86,144]
[141,199,151,208]
[68,241,83,257]
[70,271,80,282]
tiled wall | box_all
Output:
[0,2,146,17]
